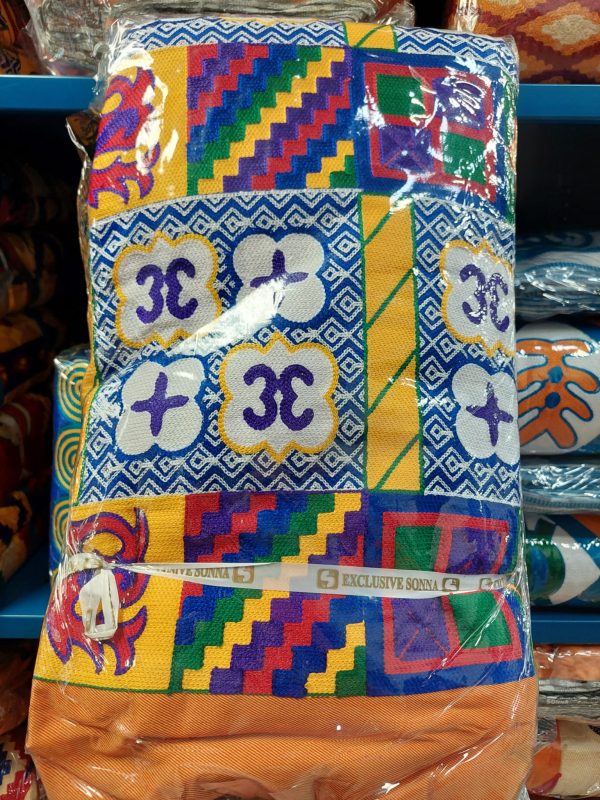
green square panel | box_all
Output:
[376,74,424,118]
[449,592,512,649]
[394,525,440,571]
[443,132,486,184]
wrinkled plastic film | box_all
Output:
[522,459,600,514]
[535,645,600,723]
[529,719,600,798]
[29,12,534,800]
[25,0,415,74]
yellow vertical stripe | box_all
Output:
[305,622,365,695]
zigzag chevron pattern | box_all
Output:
[414,197,520,506]
[82,191,364,502]
[187,43,354,194]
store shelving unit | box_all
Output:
[0,76,599,642]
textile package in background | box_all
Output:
[528,719,600,798]
[535,645,600,723]
[0,725,46,799]
[28,13,536,800]
[0,474,48,584]
[0,393,51,501]
[0,641,35,736]
[49,346,88,573]
[24,0,414,74]
[517,322,600,455]
[0,231,60,318]
[0,0,41,75]
[526,513,600,607]
[0,161,71,229]
[516,231,600,321]
[447,0,600,84]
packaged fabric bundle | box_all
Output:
[28,13,535,800]
[535,645,600,723]
[516,232,600,322]
[0,309,63,403]
[447,0,600,84]
[528,719,600,798]
[526,513,600,607]
[0,231,60,318]
[25,0,415,75]
[0,641,35,736]
[522,458,600,514]
[0,162,71,229]
[0,725,46,799]
[0,0,41,74]
[49,346,89,573]
[0,393,51,501]
[517,322,600,456]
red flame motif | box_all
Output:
[47,510,149,675]
[88,69,161,210]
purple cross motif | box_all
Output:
[249,249,308,290]
[467,381,513,447]
[131,371,189,437]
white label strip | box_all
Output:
[66,555,511,600]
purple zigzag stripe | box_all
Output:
[223,53,352,192]
[188,43,245,108]
[315,507,366,565]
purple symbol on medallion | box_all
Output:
[250,249,308,290]
[466,382,513,447]
[131,371,189,436]
[243,364,315,432]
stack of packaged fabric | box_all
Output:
[0,642,46,798]
[0,0,41,74]
[27,5,537,800]
[0,160,68,585]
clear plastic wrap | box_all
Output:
[525,513,600,608]
[522,457,600,514]
[516,233,600,322]
[535,645,600,723]
[528,719,600,798]
[447,0,600,84]
[28,12,535,800]
[25,0,415,75]
[49,346,89,574]
[517,322,600,456]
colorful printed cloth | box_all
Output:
[535,645,600,723]
[0,231,60,318]
[0,476,48,584]
[0,642,35,737]
[0,393,51,503]
[26,0,414,74]
[49,346,88,573]
[516,232,600,321]
[0,162,71,229]
[517,322,600,456]
[448,0,600,84]
[0,310,64,404]
[528,720,600,798]
[522,458,600,514]
[0,725,46,799]
[29,15,535,800]
[526,513,600,607]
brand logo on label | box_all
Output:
[233,566,255,585]
[479,577,504,590]
[442,577,460,592]
[317,568,339,590]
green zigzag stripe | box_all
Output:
[270,492,335,560]
[188,46,322,189]
[334,644,366,696]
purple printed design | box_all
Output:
[467,382,514,447]
[131,371,189,437]
[89,69,162,210]
[250,249,308,290]
[46,510,149,676]
[460,264,510,333]
[114,231,221,351]
[219,333,338,461]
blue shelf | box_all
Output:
[0,75,94,113]
[532,609,600,645]
[0,551,49,639]
[518,84,600,121]
[0,76,600,120]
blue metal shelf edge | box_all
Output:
[1,76,600,119]
[0,75,94,112]
[532,609,600,644]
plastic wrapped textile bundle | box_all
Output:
[0,0,42,74]
[28,13,535,800]
[525,513,600,607]
[0,641,35,737]
[0,393,51,502]
[517,322,600,456]
[0,162,71,229]
[25,0,415,75]
[447,0,600,84]
[535,645,600,723]
[49,346,89,573]
[522,457,600,514]
[0,725,46,799]
[528,719,600,798]
[0,475,49,584]
[516,232,600,322]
